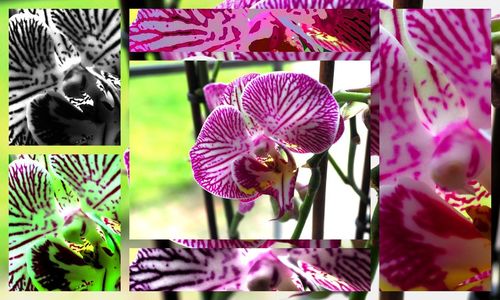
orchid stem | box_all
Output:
[222,198,235,235]
[211,61,222,83]
[328,154,365,199]
[229,212,244,239]
[291,152,327,239]
[348,118,360,185]
[333,91,370,104]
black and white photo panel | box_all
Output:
[8,9,121,145]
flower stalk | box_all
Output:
[185,61,219,239]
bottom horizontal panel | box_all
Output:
[129,242,371,292]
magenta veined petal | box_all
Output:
[379,26,433,185]
[129,9,248,52]
[241,72,340,154]
[405,9,491,130]
[190,105,255,199]
[124,148,130,181]
[130,248,248,291]
[203,83,228,111]
[50,155,121,221]
[9,160,62,291]
[249,0,391,9]
[172,240,275,248]
[380,179,491,291]
[222,73,260,112]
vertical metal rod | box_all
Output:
[380,292,404,300]
[355,131,371,239]
[312,61,334,239]
[185,61,219,239]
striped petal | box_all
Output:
[47,9,121,75]
[241,72,340,154]
[405,10,491,129]
[232,151,298,219]
[129,9,248,52]
[50,155,121,221]
[203,83,228,111]
[249,0,390,9]
[8,14,72,145]
[172,240,275,248]
[437,180,491,216]
[190,105,254,199]
[222,73,260,112]
[27,235,120,291]
[8,160,62,291]
[130,248,248,291]
[380,179,491,291]
[381,10,468,135]
[26,92,106,145]
[379,26,433,185]
[274,248,371,291]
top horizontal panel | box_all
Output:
[129,9,371,54]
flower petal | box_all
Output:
[190,105,254,199]
[248,0,390,9]
[172,240,275,248]
[405,10,491,129]
[231,152,298,219]
[379,26,433,185]
[241,72,340,153]
[50,155,121,220]
[8,14,68,145]
[8,159,62,291]
[380,10,468,134]
[380,179,491,291]
[124,148,130,181]
[222,73,259,112]
[26,92,106,145]
[274,248,371,291]
[47,9,121,75]
[129,9,248,52]
[203,83,228,111]
[129,248,247,291]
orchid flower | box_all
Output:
[129,9,370,53]
[9,9,121,145]
[379,9,491,291]
[9,155,121,291]
[190,72,341,218]
[129,242,370,291]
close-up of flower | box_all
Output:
[8,9,121,145]
[129,241,370,291]
[190,72,341,219]
[8,154,121,291]
[379,9,492,291]
[129,9,370,53]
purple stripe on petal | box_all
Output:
[405,9,491,129]
[172,240,275,248]
[242,72,340,154]
[124,148,130,181]
[9,160,62,291]
[129,9,248,52]
[222,73,259,112]
[204,83,228,111]
[379,26,433,185]
[249,0,390,9]
[50,155,121,220]
[190,105,254,199]
[130,248,247,291]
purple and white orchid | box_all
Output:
[129,240,370,291]
[189,72,341,218]
[379,9,491,291]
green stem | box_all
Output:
[333,91,370,104]
[349,201,379,300]
[211,292,233,300]
[211,61,222,83]
[348,118,360,184]
[493,31,500,45]
[328,154,365,199]
[291,152,327,239]
[228,212,244,239]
